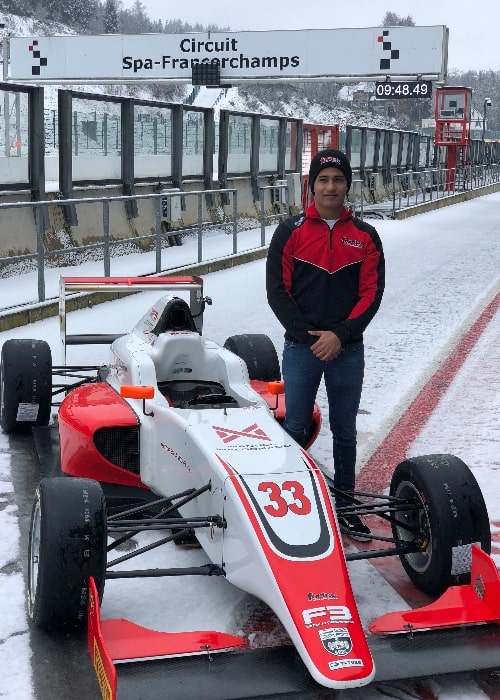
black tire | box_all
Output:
[27,477,107,633]
[390,454,491,596]
[223,334,281,381]
[0,339,52,434]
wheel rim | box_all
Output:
[393,479,432,573]
[29,498,41,609]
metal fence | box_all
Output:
[258,183,290,243]
[342,163,500,219]
[1,165,498,308]
[391,162,500,216]
[0,189,238,304]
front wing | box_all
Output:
[88,544,500,699]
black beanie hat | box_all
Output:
[309,149,352,192]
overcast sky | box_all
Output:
[124,0,497,74]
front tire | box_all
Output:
[0,339,52,434]
[390,454,491,596]
[28,477,107,633]
[223,334,281,381]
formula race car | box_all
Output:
[1,275,499,700]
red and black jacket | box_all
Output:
[266,203,385,346]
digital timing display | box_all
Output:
[375,81,433,99]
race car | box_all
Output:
[1,275,499,700]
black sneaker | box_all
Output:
[338,514,372,542]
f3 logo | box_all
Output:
[302,605,352,627]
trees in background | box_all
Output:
[381,11,415,27]
[103,0,119,33]
[447,70,500,132]
[9,0,228,35]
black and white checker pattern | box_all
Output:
[28,40,48,76]
[378,30,400,70]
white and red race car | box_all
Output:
[1,276,499,700]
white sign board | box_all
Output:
[7,26,448,83]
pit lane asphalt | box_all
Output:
[9,433,103,699]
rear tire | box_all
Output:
[390,454,491,596]
[0,339,52,434]
[28,477,107,633]
[223,334,281,381]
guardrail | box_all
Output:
[258,183,290,244]
[0,189,238,304]
[391,163,500,216]
[1,164,498,308]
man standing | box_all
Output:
[266,149,385,540]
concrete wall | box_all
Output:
[0,192,38,256]
[0,175,285,257]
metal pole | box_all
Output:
[482,97,491,164]
[4,91,9,157]
[260,194,266,246]
[34,204,46,302]
[197,192,203,263]
[392,175,396,219]
[1,36,8,82]
[232,190,238,255]
[102,199,110,277]
[155,196,162,272]
[103,113,108,156]
[73,110,78,156]
[482,100,486,143]
[15,92,21,155]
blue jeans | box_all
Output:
[282,340,364,508]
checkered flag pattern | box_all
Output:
[28,40,48,76]
[378,30,400,70]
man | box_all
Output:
[266,149,385,540]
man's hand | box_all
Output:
[308,330,342,361]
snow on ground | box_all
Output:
[0,192,498,698]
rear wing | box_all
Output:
[59,276,204,363]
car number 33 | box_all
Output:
[258,480,312,517]
[244,474,326,547]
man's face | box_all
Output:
[312,167,348,216]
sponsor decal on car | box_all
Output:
[307,591,338,601]
[328,658,365,670]
[213,423,271,444]
[302,605,352,628]
[319,627,353,656]
[93,638,113,700]
[16,403,40,421]
[160,442,191,472]
[88,588,113,700]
